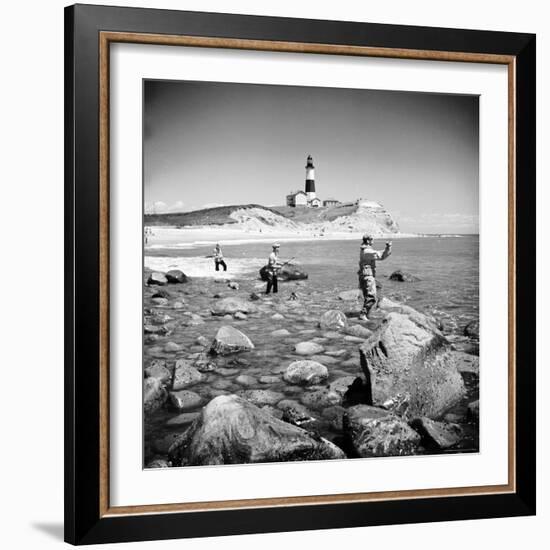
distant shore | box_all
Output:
[143,225,442,251]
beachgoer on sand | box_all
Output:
[214,243,227,272]
[358,234,392,320]
[265,243,282,294]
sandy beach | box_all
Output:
[145,225,421,251]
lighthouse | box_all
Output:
[305,155,316,201]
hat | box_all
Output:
[272,242,281,248]
[362,234,374,241]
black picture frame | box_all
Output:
[65,3,536,545]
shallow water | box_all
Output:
[146,236,478,337]
[144,236,479,466]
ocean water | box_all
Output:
[144,235,480,464]
[145,235,479,338]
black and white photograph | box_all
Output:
[142,79,480,468]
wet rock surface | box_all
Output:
[344,405,421,457]
[210,326,255,355]
[359,311,466,419]
[168,395,344,466]
[143,277,479,467]
[388,270,420,282]
[410,417,463,450]
[283,360,329,386]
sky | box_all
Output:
[144,80,479,234]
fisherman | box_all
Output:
[213,243,227,272]
[265,242,282,294]
[358,234,392,320]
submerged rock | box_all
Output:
[169,390,203,411]
[211,297,258,316]
[283,360,328,386]
[166,411,201,427]
[359,311,466,419]
[165,269,187,284]
[210,326,254,355]
[144,359,172,385]
[172,359,205,390]
[410,417,463,450]
[164,341,182,353]
[144,377,167,413]
[168,395,343,466]
[346,324,372,339]
[338,289,362,301]
[237,389,284,407]
[300,388,341,410]
[319,310,348,331]
[344,405,421,457]
[294,341,325,356]
[271,328,290,337]
[236,374,257,387]
[388,270,420,282]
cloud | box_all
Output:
[145,200,186,214]
[200,202,226,209]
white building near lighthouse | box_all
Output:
[286,154,323,208]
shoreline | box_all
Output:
[145,226,471,251]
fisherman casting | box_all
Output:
[358,234,392,320]
[265,242,282,294]
[213,243,227,272]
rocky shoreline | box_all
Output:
[143,266,479,468]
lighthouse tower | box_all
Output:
[305,155,316,201]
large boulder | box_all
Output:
[168,395,344,466]
[211,297,258,316]
[378,297,441,333]
[147,272,168,286]
[259,263,309,282]
[319,310,348,331]
[344,405,421,457]
[210,326,255,355]
[283,360,328,386]
[166,269,188,284]
[359,311,466,419]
